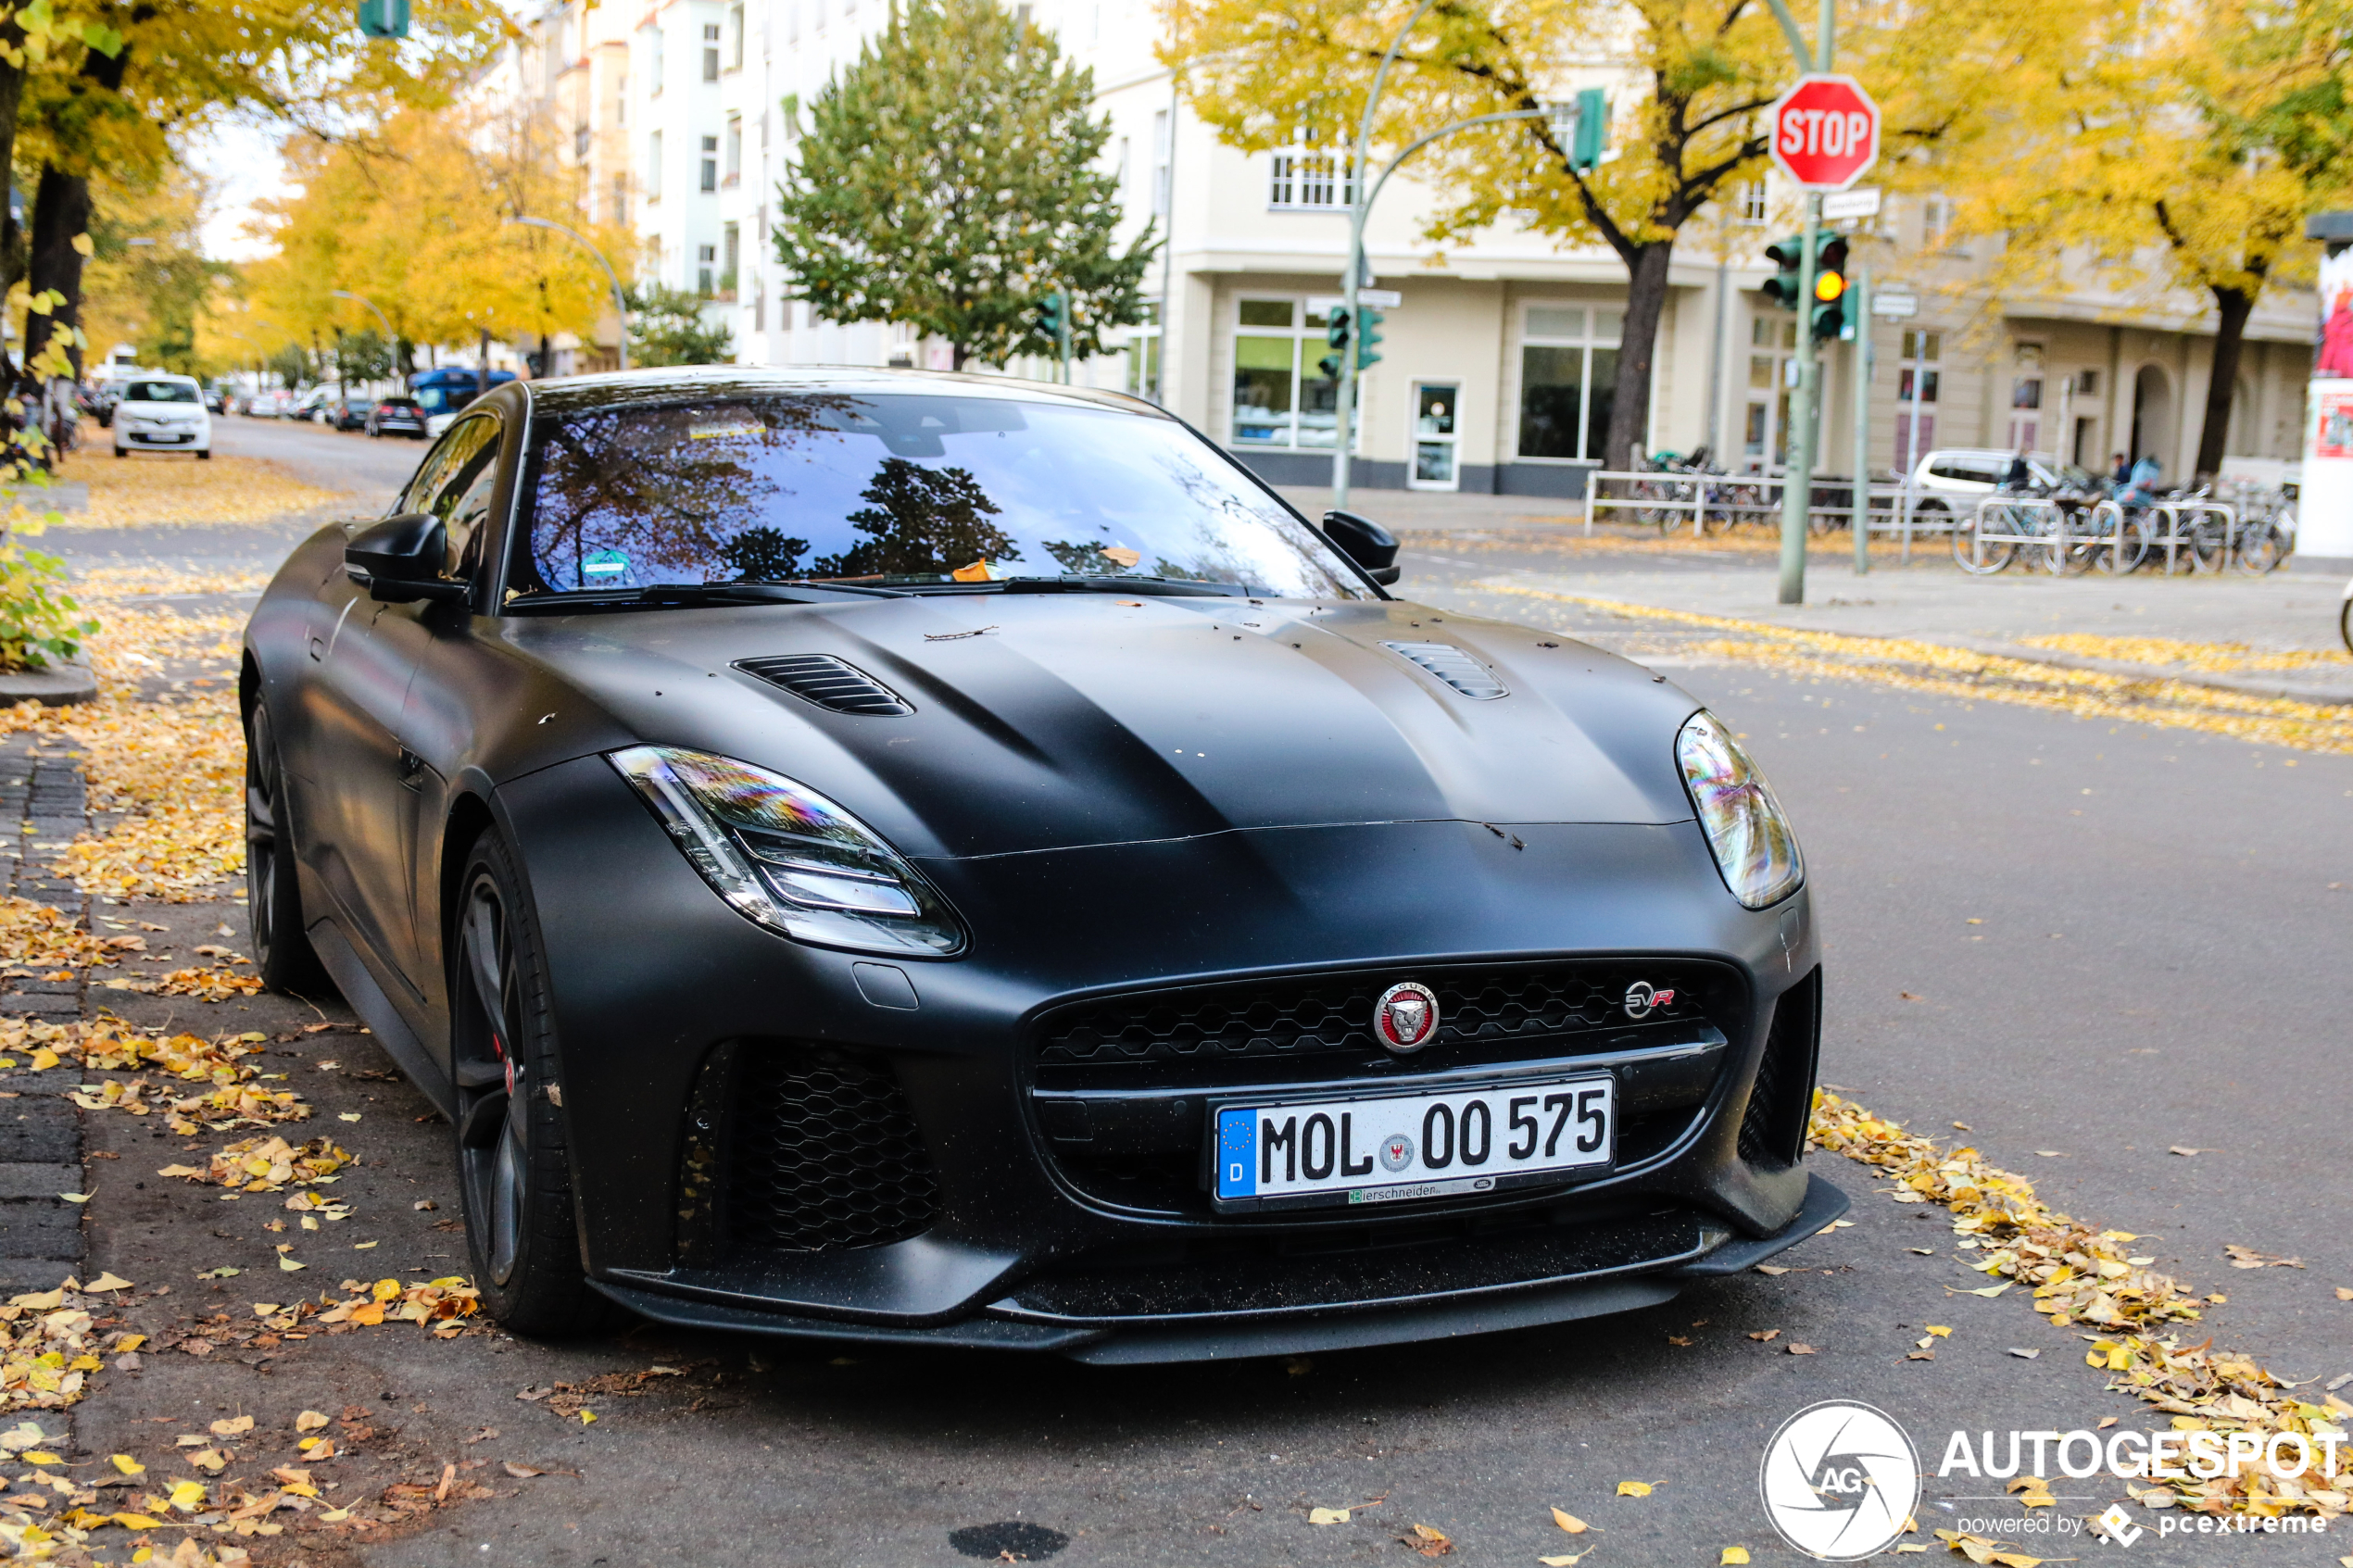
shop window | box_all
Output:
[1516,304,1622,462]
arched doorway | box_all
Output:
[2131,365,2174,470]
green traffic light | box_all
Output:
[358,0,409,37]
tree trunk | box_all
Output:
[23,164,94,377]
[2194,284,2255,483]
[0,43,29,305]
[1604,241,1677,471]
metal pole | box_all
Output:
[1852,264,1870,576]
[1705,254,1728,465]
[1775,0,1833,604]
[1777,191,1820,604]
[1335,0,1442,512]
[504,215,631,370]
[1153,76,1177,406]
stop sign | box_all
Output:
[1768,74,1880,191]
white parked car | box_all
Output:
[110,374,212,459]
[1908,448,2101,512]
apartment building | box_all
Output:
[490,0,2316,494]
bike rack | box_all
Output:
[1963,495,2073,572]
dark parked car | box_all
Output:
[368,395,427,439]
[240,368,1835,1359]
[329,396,378,433]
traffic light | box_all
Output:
[1319,306,1352,382]
[1762,235,1806,310]
[1354,305,1384,371]
[1570,88,1608,173]
[1038,289,1067,343]
[1810,235,1849,343]
[357,0,409,36]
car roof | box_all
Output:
[521,364,1169,422]
[125,375,198,388]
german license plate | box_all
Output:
[1212,1076,1613,1211]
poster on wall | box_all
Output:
[2314,385,2353,458]
[2320,247,2353,378]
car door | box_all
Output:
[299,413,501,1015]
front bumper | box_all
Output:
[120,426,207,447]
[497,755,1830,1360]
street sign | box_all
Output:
[1768,74,1881,192]
[1871,292,1919,319]
[1309,290,1401,314]
[1821,186,1881,220]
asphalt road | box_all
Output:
[36,485,2353,1566]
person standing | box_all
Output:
[2110,452,2130,485]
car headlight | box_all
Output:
[610,745,965,957]
[1675,709,1802,909]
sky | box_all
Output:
[185,118,291,262]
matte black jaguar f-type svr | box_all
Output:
[240,367,1843,1362]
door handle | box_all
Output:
[308,636,324,661]
[396,748,425,791]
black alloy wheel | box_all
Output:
[243,701,328,994]
[451,832,599,1336]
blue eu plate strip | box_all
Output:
[1216,1108,1256,1199]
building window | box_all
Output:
[700,135,719,193]
[1231,297,1350,450]
[724,115,742,184]
[1921,194,1954,248]
[648,27,663,94]
[722,222,740,298]
[573,123,590,159]
[611,173,629,226]
[702,23,721,81]
[753,275,765,332]
[1740,180,1768,226]
[698,244,718,297]
[1516,304,1622,462]
[727,3,744,69]
[616,73,626,124]
[648,131,663,200]
[1126,301,1162,405]
[1268,144,1354,209]
[1895,329,1941,472]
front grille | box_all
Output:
[676,1043,941,1259]
[736,654,913,716]
[1738,967,1819,1169]
[1032,959,1740,1090]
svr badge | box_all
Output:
[1373,982,1440,1053]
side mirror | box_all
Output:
[346,512,470,605]
[1321,508,1402,585]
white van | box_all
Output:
[111,373,213,459]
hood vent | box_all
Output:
[735,655,914,716]
[1382,641,1507,701]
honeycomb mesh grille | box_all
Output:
[725,1050,941,1251]
[735,654,913,716]
[1034,960,1728,1083]
[1738,967,1819,1169]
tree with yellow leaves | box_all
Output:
[1164,0,2109,471]
[239,104,633,378]
[1936,0,2353,479]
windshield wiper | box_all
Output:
[506,581,912,612]
[888,574,1248,598]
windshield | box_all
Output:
[127,381,199,404]
[416,386,478,415]
[514,393,1367,599]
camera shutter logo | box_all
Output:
[1757,1400,1920,1561]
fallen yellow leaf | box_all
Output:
[109,1454,144,1475]
[208,1415,253,1437]
[1308,1507,1350,1525]
[1550,1507,1590,1534]
[1539,1557,1589,1567]
[1925,1325,1952,1337]
[295,1410,329,1432]
[82,1272,133,1292]
[1722,1549,1751,1564]
[110,1512,160,1530]
[1617,1480,1654,1498]
[167,1480,206,1512]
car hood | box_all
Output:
[499,594,1702,861]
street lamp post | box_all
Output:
[330,291,399,394]
[503,216,631,371]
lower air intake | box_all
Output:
[682,1044,941,1255]
[1738,967,1819,1169]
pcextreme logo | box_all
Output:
[1759,1400,1922,1561]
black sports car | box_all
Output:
[241,367,1841,1361]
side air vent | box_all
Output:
[735,654,913,716]
[1382,641,1507,700]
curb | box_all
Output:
[0,664,97,708]
[0,731,88,1298]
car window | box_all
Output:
[125,381,199,404]
[1927,458,1976,483]
[515,393,1368,600]
[401,415,499,519]
[441,453,503,581]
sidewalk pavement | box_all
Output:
[1286,487,2353,704]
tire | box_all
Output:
[450,831,601,1336]
[2237,520,2288,575]
[1952,518,2013,575]
[244,701,331,995]
[196,448,211,461]
[112,445,125,458]
[2341,595,2352,657]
